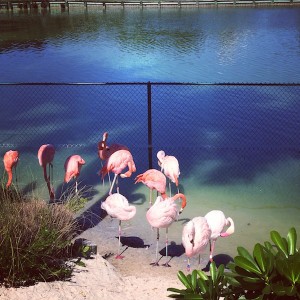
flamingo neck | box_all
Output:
[172,193,187,212]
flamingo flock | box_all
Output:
[1,131,235,270]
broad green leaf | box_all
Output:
[210,261,217,283]
[270,230,288,257]
[191,270,197,291]
[167,287,185,293]
[253,243,267,273]
[178,271,193,290]
[198,278,208,294]
[234,256,262,275]
[196,270,208,281]
[216,264,225,281]
[237,246,256,263]
[287,227,297,255]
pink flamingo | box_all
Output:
[98,132,129,188]
[101,193,136,259]
[64,154,85,193]
[3,150,19,188]
[38,144,55,200]
[98,132,129,161]
[204,210,235,262]
[157,150,180,196]
[100,148,136,195]
[146,193,187,267]
[135,169,167,206]
[182,216,211,271]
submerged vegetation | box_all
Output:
[168,227,300,299]
[0,183,87,287]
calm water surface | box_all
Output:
[1,6,300,82]
[0,6,299,259]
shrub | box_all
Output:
[0,185,78,287]
[168,227,300,300]
[167,262,236,299]
[228,227,300,299]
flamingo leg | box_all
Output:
[75,179,78,194]
[150,228,160,266]
[168,180,171,197]
[209,240,216,262]
[149,189,152,207]
[162,227,171,267]
[115,220,124,259]
[109,173,118,195]
[14,165,18,187]
[187,258,191,272]
[48,163,55,200]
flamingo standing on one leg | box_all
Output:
[157,150,180,196]
[100,149,136,195]
[204,210,235,262]
[182,216,211,272]
[38,144,55,201]
[135,169,167,206]
[101,193,136,259]
[64,154,85,193]
[146,193,187,267]
[3,150,19,188]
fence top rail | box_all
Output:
[0,82,300,86]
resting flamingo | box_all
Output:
[101,193,136,259]
[182,216,211,271]
[146,193,187,267]
[157,150,180,196]
[38,144,55,200]
[135,169,167,206]
[100,148,136,195]
[98,131,129,189]
[64,154,85,193]
[204,210,235,262]
[3,150,19,188]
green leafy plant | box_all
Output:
[168,227,299,300]
[228,227,300,299]
[167,261,234,299]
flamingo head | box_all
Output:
[182,221,195,257]
[156,150,165,166]
[98,132,109,160]
[220,217,235,237]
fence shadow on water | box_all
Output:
[1,82,300,227]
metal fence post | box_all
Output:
[147,81,153,169]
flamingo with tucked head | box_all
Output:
[64,154,85,193]
[146,193,187,267]
[3,150,19,188]
[204,210,235,262]
[101,193,136,259]
[135,169,167,206]
[38,144,55,200]
[182,216,211,271]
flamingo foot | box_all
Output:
[162,263,171,267]
[115,255,125,259]
[150,262,159,266]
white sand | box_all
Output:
[0,254,182,300]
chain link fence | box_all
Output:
[0,82,299,189]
